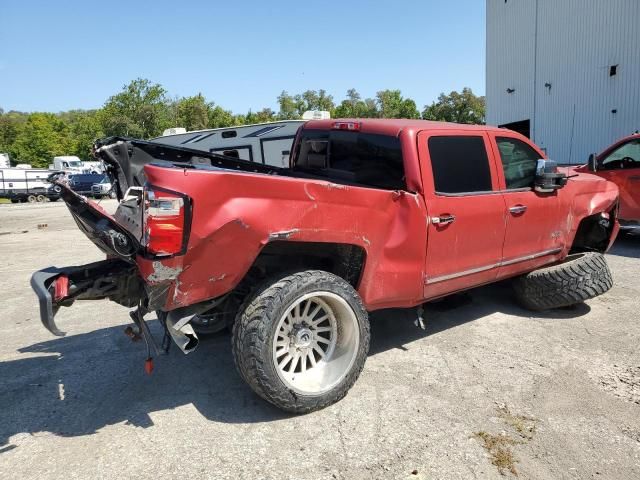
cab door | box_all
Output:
[596,138,640,222]
[418,130,507,299]
[489,134,567,278]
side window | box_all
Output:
[601,140,640,170]
[495,137,541,189]
[428,136,492,194]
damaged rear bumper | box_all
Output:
[30,259,143,336]
[31,258,220,356]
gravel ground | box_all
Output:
[1,201,639,479]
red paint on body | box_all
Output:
[132,120,619,312]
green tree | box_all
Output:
[276,91,302,120]
[175,94,210,131]
[422,87,485,124]
[376,89,420,119]
[11,113,74,167]
[334,89,378,118]
[244,108,276,124]
[291,89,335,115]
[208,105,236,128]
[60,110,104,159]
[100,78,172,138]
[0,110,28,160]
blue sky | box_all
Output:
[0,0,486,114]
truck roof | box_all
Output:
[304,118,506,137]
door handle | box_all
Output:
[432,214,456,225]
[629,176,640,181]
[509,205,528,215]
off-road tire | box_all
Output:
[231,270,370,413]
[514,252,613,311]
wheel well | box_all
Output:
[249,241,366,288]
[570,212,614,253]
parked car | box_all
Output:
[67,173,107,196]
[575,133,640,230]
[32,120,619,413]
[90,175,116,199]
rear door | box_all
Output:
[489,134,566,278]
[596,138,640,221]
[418,130,507,299]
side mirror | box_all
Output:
[587,153,597,172]
[534,159,568,193]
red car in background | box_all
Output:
[576,133,640,229]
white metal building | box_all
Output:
[486,0,640,164]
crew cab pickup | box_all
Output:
[31,119,619,412]
[575,132,640,230]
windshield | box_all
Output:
[68,161,83,167]
[600,140,640,170]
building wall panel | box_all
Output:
[486,0,640,163]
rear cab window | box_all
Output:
[292,129,406,190]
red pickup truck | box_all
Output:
[32,119,619,412]
[575,133,640,229]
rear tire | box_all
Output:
[232,270,370,413]
[514,252,613,311]
[27,195,37,203]
[36,194,46,203]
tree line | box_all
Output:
[0,78,485,168]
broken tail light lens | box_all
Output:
[143,188,189,256]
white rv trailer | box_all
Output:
[0,153,10,168]
[152,120,305,168]
[0,167,62,202]
[151,111,330,168]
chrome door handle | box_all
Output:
[432,214,456,225]
[509,205,528,214]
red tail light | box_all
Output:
[332,121,361,131]
[143,187,189,256]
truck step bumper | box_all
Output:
[30,259,142,337]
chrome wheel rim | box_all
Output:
[272,291,359,395]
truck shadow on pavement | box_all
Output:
[0,282,590,450]
[608,231,640,259]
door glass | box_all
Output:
[428,136,492,194]
[495,137,540,189]
[600,140,640,170]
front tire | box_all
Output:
[232,270,370,413]
[514,252,613,311]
